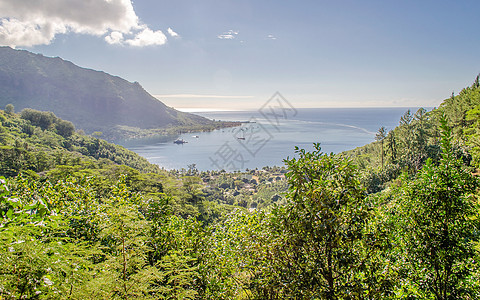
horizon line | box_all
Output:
[176,105,435,113]
[154,94,255,99]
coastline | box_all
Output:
[121,107,426,171]
[106,120,242,143]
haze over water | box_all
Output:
[121,108,425,171]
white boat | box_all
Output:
[173,139,188,144]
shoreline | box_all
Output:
[110,121,243,144]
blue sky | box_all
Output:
[1,0,480,110]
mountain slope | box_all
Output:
[0,46,214,139]
[0,108,163,177]
[342,75,480,193]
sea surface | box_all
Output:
[120,107,426,171]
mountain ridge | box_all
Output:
[0,46,221,140]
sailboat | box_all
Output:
[237,128,246,140]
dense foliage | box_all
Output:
[0,107,160,176]
[1,76,480,299]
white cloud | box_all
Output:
[217,29,239,40]
[105,31,124,45]
[218,34,235,40]
[0,18,65,47]
[0,0,168,47]
[125,26,167,47]
[267,34,277,40]
[167,27,179,38]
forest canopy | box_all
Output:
[1,76,480,299]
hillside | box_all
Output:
[344,74,480,193]
[0,47,229,140]
[0,108,163,176]
[1,78,480,298]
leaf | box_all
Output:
[6,208,13,219]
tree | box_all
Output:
[396,117,479,299]
[86,176,153,299]
[376,126,387,169]
[399,109,413,126]
[187,164,198,175]
[181,176,203,205]
[55,119,75,138]
[396,108,433,172]
[20,108,56,130]
[5,104,14,115]
[146,204,203,299]
[198,210,272,299]
[413,108,429,147]
[384,129,397,164]
[0,176,95,299]
[271,143,370,298]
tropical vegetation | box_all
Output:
[1,76,480,299]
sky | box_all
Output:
[0,0,480,110]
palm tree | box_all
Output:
[376,126,387,169]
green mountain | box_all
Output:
[0,46,220,140]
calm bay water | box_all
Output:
[120,108,425,171]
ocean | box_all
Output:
[120,107,426,171]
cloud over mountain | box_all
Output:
[0,0,168,47]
